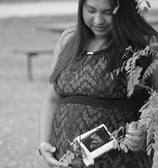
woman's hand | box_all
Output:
[40,142,68,168]
[125,121,146,151]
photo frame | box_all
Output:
[73,124,116,166]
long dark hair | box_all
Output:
[50,0,158,83]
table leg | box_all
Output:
[27,53,38,81]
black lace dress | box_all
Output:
[50,48,153,168]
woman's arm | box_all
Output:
[39,27,76,167]
[39,84,61,144]
[39,26,75,144]
[39,85,66,168]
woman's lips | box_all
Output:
[93,26,106,32]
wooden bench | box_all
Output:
[14,47,54,81]
[14,23,75,81]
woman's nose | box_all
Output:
[93,13,105,25]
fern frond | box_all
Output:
[105,66,123,80]
[139,91,158,118]
[127,66,143,97]
[138,91,158,153]
[143,59,158,80]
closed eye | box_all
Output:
[103,10,113,15]
[86,5,96,13]
[85,4,113,15]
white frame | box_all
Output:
[73,124,117,166]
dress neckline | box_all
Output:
[86,47,108,56]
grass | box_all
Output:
[0,13,157,168]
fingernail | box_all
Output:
[52,147,56,152]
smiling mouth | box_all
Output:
[93,26,106,32]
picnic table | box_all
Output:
[13,22,75,81]
[14,47,54,81]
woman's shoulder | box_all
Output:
[59,26,76,49]
[52,26,76,58]
[50,26,76,73]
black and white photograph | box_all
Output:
[0,0,158,168]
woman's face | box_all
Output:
[82,0,113,39]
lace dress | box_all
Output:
[50,48,153,168]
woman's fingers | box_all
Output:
[125,130,146,151]
[40,142,56,154]
[46,144,56,153]
[126,121,138,132]
[124,122,146,151]
[126,138,143,151]
[126,132,145,141]
[126,128,146,144]
[127,129,144,136]
[47,156,68,168]
[43,151,68,168]
[40,143,68,168]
